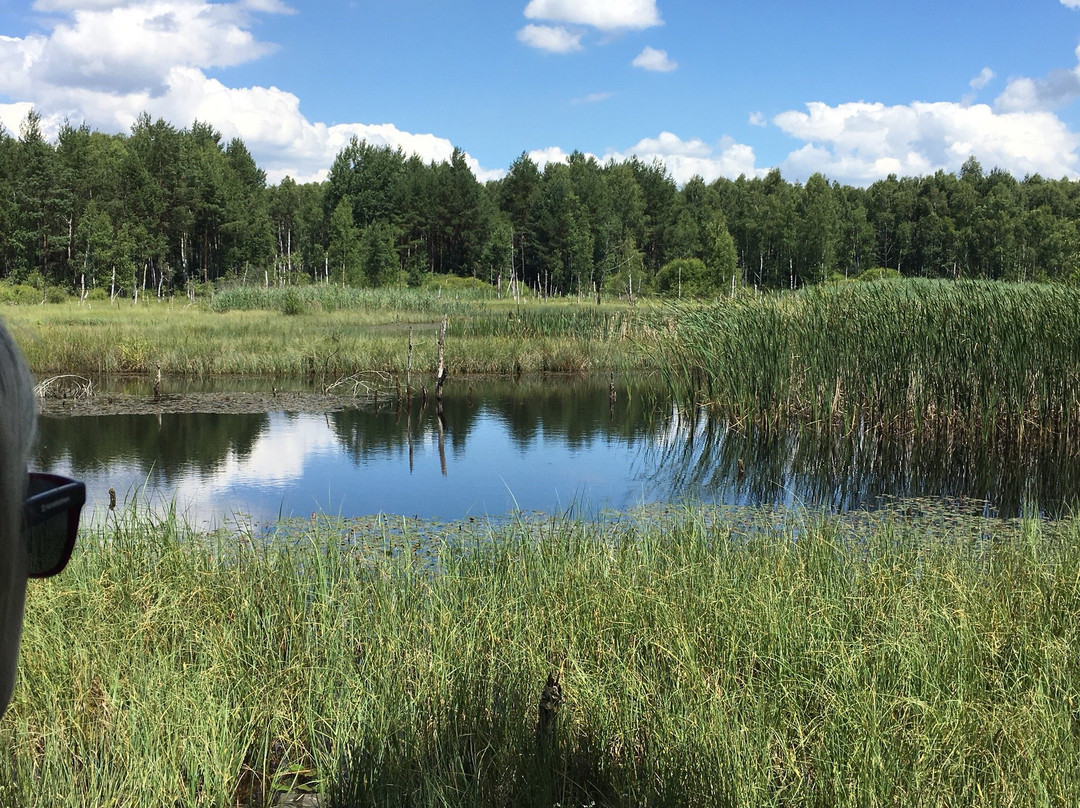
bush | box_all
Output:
[0,282,73,305]
[856,267,903,282]
[86,287,109,302]
[0,283,44,305]
[654,258,718,298]
[44,285,72,303]
[421,274,496,295]
[278,288,305,316]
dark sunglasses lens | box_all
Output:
[26,517,69,577]
[25,475,84,578]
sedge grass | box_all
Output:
[2,295,653,378]
[1,503,1079,806]
[661,279,1080,440]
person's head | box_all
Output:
[0,319,36,713]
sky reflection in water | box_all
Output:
[33,376,1080,526]
[34,378,662,527]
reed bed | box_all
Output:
[661,279,1080,440]
[2,503,1079,806]
[2,296,649,378]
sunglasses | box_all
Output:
[23,472,85,578]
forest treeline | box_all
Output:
[2,110,1079,300]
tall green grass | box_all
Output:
[208,284,493,316]
[662,279,1080,439]
[2,503,1079,806]
[3,297,650,377]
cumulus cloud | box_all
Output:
[993,38,1080,113]
[527,145,579,171]
[523,0,661,31]
[0,2,278,99]
[517,0,661,53]
[1062,0,1080,8]
[529,131,763,185]
[773,100,1080,184]
[632,46,676,72]
[0,1,497,184]
[516,24,582,53]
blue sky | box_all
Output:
[2,0,1080,186]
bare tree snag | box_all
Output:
[536,672,562,753]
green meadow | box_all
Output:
[2,285,655,379]
[3,504,1079,807]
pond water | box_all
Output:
[34,375,1080,526]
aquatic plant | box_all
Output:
[661,279,1080,440]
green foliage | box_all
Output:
[278,287,305,315]
[4,504,1080,805]
[655,257,717,297]
[661,278,1080,437]
[857,266,903,281]
[6,107,1080,298]
[43,285,72,303]
[327,198,362,285]
[0,282,72,304]
[9,295,649,376]
[421,273,496,294]
[0,283,43,305]
[359,220,400,287]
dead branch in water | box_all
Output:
[35,375,94,401]
[324,371,395,401]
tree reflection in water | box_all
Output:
[32,375,1080,523]
[644,405,1080,518]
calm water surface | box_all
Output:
[34,375,1080,526]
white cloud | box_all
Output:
[571,91,614,105]
[0,102,38,137]
[523,0,661,31]
[0,1,498,184]
[748,111,767,127]
[996,70,1080,112]
[994,41,1080,113]
[632,46,676,72]
[607,132,761,184]
[237,0,295,13]
[969,67,995,91]
[530,132,763,185]
[527,145,577,171]
[1062,0,1080,8]
[773,100,1080,184]
[0,2,278,99]
[33,0,143,9]
[516,24,582,54]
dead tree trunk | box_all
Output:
[406,327,414,411]
[435,316,448,408]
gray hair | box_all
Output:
[0,318,35,713]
